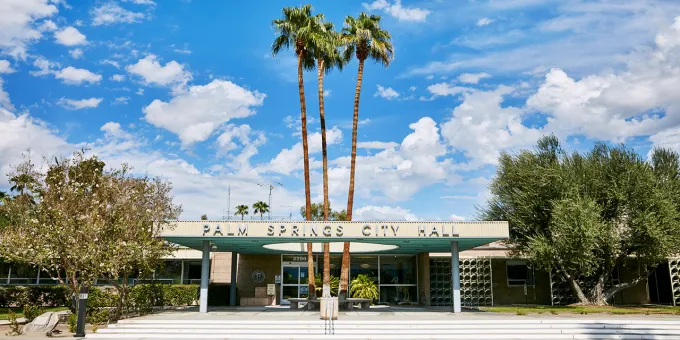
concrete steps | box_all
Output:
[86,319,680,339]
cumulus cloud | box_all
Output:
[0,79,14,111]
[55,66,102,85]
[100,122,133,139]
[266,127,343,175]
[427,83,467,97]
[68,48,83,59]
[110,74,126,82]
[142,79,265,146]
[126,54,191,88]
[374,85,399,100]
[57,97,103,110]
[354,205,418,221]
[0,0,59,58]
[0,60,15,73]
[458,72,492,84]
[54,26,87,46]
[39,20,58,32]
[363,0,430,22]
[91,3,145,26]
[441,86,542,168]
[357,141,399,149]
[477,17,494,26]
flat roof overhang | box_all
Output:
[159,221,509,255]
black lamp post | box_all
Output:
[73,285,89,337]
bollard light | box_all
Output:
[73,285,89,337]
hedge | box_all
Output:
[0,284,199,310]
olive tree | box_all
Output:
[481,136,680,305]
[0,150,181,315]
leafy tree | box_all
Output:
[235,205,249,220]
[0,150,181,316]
[200,214,208,220]
[480,135,680,305]
[252,201,270,220]
[300,203,347,221]
[314,273,339,297]
[272,4,321,298]
[340,12,393,300]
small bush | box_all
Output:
[0,286,69,308]
[67,313,77,333]
[516,310,527,315]
[5,309,22,336]
[23,305,44,322]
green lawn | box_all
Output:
[0,307,69,321]
[480,305,680,315]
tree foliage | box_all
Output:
[300,202,347,221]
[0,150,181,315]
[234,205,249,220]
[480,135,680,305]
[252,201,270,220]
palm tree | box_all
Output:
[252,201,270,220]
[272,4,320,299]
[235,205,249,220]
[308,19,346,299]
[339,12,393,299]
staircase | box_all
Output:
[86,318,680,339]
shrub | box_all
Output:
[67,313,77,333]
[314,274,340,297]
[5,309,22,336]
[349,274,379,303]
[23,305,44,322]
[0,286,69,308]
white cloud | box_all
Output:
[173,48,191,55]
[0,60,15,73]
[450,214,466,221]
[39,20,57,32]
[29,57,57,76]
[123,0,155,5]
[458,72,492,84]
[323,89,331,97]
[357,141,399,149]
[427,83,467,97]
[441,86,542,168]
[477,17,494,26]
[142,79,266,146]
[216,124,268,172]
[100,122,133,139]
[54,26,86,46]
[57,97,103,110]
[0,0,59,59]
[0,78,14,111]
[113,96,129,105]
[323,117,453,202]
[91,2,145,26]
[110,74,126,82]
[363,0,430,23]
[101,59,120,69]
[354,205,418,221]
[55,66,102,85]
[266,127,343,175]
[68,48,83,59]
[374,85,399,100]
[126,54,191,88]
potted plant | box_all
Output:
[349,274,379,303]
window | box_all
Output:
[506,260,534,287]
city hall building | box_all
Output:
[2,220,679,311]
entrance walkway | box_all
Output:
[85,306,680,339]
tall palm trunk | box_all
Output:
[340,58,365,297]
[317,58,332,298]
[297,48,316,298]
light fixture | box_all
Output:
[360,263,371,269]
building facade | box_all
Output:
[2,220,678,309]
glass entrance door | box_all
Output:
[281,265,311,304]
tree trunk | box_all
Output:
[307,243,315,300]
[566,276,589,304]
[323,242,331,297]
[587,273,608,306]
[340,58,366,298]
[297,49,315,301]
[318,58,332,300]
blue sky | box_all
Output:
[2,0,680,221]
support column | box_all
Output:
[199,240,211,313]
[230,252,237,306]
[451,240,461,313]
